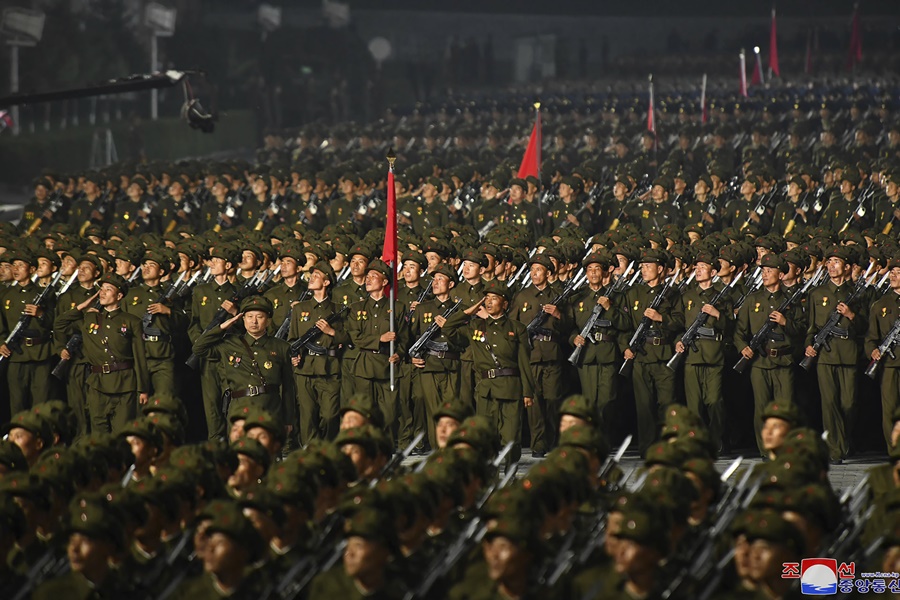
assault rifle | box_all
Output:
[619,267,681,376]
[287,305,348,356]
[568,263,637,366]
[865,316,900,378]
[667,272,743,370]
[185,266,281,369]
[733,265,824,374]
[405,279,433,324]
[140,271,186,332]
[525,273,586,339]
[274,289,311,340]
[0,270,63,364]
[409,298,463,360]
[800,263,874,371]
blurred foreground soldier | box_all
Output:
[433,400,473,449]
[189,245,238,439]
[760,401,801,461]
[734,254,802,456]
[191,295,295,434]
[865,258,900,448]
[346,259,407,444]
[443,280,535,465]
[169,500,266,599]
[290,262,345,446]
[55,274,149,433]
[335,425,391,484]
[308,508,404,599]
[32,498,125,600]
[805,246,866,464]
[2,410,52,466]
[0,249,56,413]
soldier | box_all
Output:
[395,251,428,451]
[408,177,449,236]
[874,168,900,235]
[735,254,804,457]
[635,177,683,233]
[674,250,733,452]
[457,248,487,409]
[55,273,149,433]
[289,262,346,445]
[191,295,295,435]
[772,176,811,235]
[0,249,56,414]
[121,250,185,396]
[189,245,238,440]
[264,242,308,336]
[442,280,535,465]
[509,254,572,456]
[569,251,627,436]
[410,263,465,449]
[622,248,684,455]
[346,259,407,444]
[805,245,867,464]
[818,169,868,232]
[866,257,900,449]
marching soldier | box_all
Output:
[865,257,900,449]
[55,273,149,433]
[457,249,487,410]
[264,242,308,336]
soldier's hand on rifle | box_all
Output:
[380,332,397,343]
[643,308,662,322]
[542,304,561,319]
[315,318,335,336]
[872,349,882,361]
[524,397,534,408]
[597,296,611,310]
[675,341,686,353]
[700,304,720,319]
[748,211,760,223]
[701,213,714,224]
[741,347,754,359]
[388,353,400,364]
[566,214,580,226]
[0,345,10,358]
[60,349,71,361]
[410,301,420,312]
[147,302,171,315]
[77,292,101,312]
[412,357,426,368]
[769,311,786,326]
[291,354,303,367]
[795,207,807,218]
[624,349,635,360]
[836,302,855,320]
[463,297,486,316]
[90,209,103,221]
[574,335,586,347]
[139,393,149,405]
[23,304,44,317]
[221,312,243,330]
[894,208,900,221]
[221,300,238,315]
[434,315,447,328]
[805,345,817,358]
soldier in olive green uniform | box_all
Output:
[734,254,804,456]
[55,273,150,433]
[510,254,572,455]
[191,295,295,431]
[674,251,733,451]
[122,250,185,397]
[443,280,535,465]
[0,250,56,414]
[409,264,466,449]
[502,178,544,239]
[334,244,371,403]
[865,258,900,449]
[264,242,308,336]
[469,180,506,233]
[289,263,347,445]
[805,245,868,463]
[406,177,449,236]
[817,170,869,232]
[346,260,408,444]
[189,245,238,439]
[621,249,684,455]
[54,255,104,437]
[457,249,487,410]
[395,252,428,450]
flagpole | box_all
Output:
[754,46,764,86]
[386,149,397,392]
[534,101,542,216]
[739,49,748,97]
[700,73,707,124]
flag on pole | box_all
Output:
[769,6,780,77]
[700,74,708,124]
[846,2,862,70]
[647,75,656,134]
[739,50,748,97]
[383,150,397,391]
[751,47,764,86]
[805,29,813,75]
[517,105,542,180]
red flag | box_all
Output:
[647,77,655,133]
[517,110,541,180]
[846,3,862,70]
[700,74,708,124]
[381,164,397,268]
[751,51,763,86]
[769,7,780,77]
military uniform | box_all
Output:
[0,278,56,414]
[265,278,308,336]
[396,278,428,449]
[634,201,683,233]
[865,288,900,448]
[54,279,99,437]
[456,278,485,410]
[806,275,868,462]
[289,294,347,445]
[406,198,449,236]
[334,277,368,404]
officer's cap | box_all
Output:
[240,295,274,317]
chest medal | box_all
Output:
[822,297,829,307]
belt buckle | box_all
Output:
[23,338,33,347]
[436,351,446,359]
[101,364,111,374]
[248,385,261,396]
[652,338,662,346]
[487,368,496,379]
[146,335,159,342]
[769,349,778,357]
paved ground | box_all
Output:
[405,449,881,493]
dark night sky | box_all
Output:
[301,0,899,17]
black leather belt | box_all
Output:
[90,361,133,374]
[767,348,792,358]
[142,333,172,343]
[230,384,278,399]
[647,337,665,346]
[427,349,460,360]
[22,336,48,347]
[307,348,339,357]
[363,348,390,355]
[593,333,616,342]
[481,368,519,379]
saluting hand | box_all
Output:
[221,312,243,330]
[77,291,101,312]
[463,297,486,316]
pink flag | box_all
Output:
[846,3,862,70]
[769,7,780,77]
